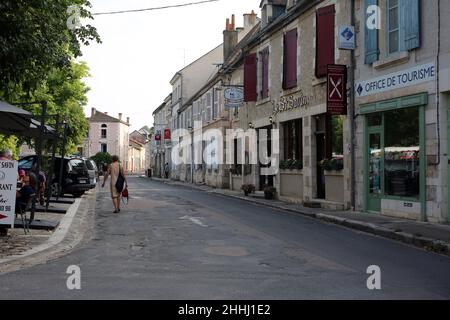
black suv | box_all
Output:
[18,155,91,198]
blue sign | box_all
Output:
[339,25,355,50]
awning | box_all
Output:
[0,100,55,137]
[0,100,33,135]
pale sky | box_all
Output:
[79,0,260,131]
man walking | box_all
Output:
[164,162,170,179]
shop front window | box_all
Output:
[283,119,302,161]
[384,107,420,198]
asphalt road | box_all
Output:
[0,176,449,299]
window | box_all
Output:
[388,0,400,54]
[283,28,297,89]
[101,124,107,139]
[283,119,303,161]
[206,91,212,122]
[316,5,335,77]
[244,53,257,102]
[384,107,419,198]
[364,0,420,63]
[260,48,270,99]
[101,143,107,153]
[213,88,219,119]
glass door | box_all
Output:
[367,130,383,212]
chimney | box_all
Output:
[119,113,122,121]
[91,108,96,117]
[127,117,130,124]
[104,112,108,115]
[243,10,258,29]
[223,14,238,61]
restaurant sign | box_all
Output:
[272,91,310,116]
[0,160,17,227]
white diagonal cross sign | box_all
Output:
[330,77,342,99]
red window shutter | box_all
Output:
[244,53,257,102]
[261,49,269,99]
[283,28,297,90]
[316,5,335,78]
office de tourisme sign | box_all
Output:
[355,62,436,97]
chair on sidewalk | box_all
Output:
[15,193,36,235]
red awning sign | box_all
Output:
[327,64,347,115]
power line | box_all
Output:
[92,0,220,16]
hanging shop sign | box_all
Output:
[272,90,310,116]
[338,26,355,50]
[154,131,161,141]
[224,86,244,108]
[164,128,171,140]
[355,62,436,98]
[327,64,348,115]
[0,160,17,228]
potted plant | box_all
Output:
[319,158,343,171]
[241,184,256,196]
[263,185,277,200]
[329,158,344,171]
[318,159,330,171]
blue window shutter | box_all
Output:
[402,0,420,50]
[364,0,379,64]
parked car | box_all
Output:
[83,158,99,189]
[18,155,91,198]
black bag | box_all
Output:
[115,164,125,193]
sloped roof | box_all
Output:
[88,110,129,126]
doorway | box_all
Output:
[258,125,274,190]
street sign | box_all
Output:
[327,64,347,115]
[339,25,355,50]
[0,160,18,228]
[164,128,171,140]
[224,86,244,108]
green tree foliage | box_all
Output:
[0,0,101,96]
[4,62,91,155]
[0,134,19,159]
[90,152,112,171]
[0,0,100,156]
[332,115,344,156]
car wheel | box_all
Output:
[51,182,61,197]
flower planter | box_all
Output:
[324,170,344,203]
[279,170,303,199]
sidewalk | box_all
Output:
[150,177,450,255]
[0,188,97,273]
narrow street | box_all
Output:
[0,176,449,299]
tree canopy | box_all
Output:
[0,0,101,96]
[0,0,101,156]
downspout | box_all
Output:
[350,0,356,210]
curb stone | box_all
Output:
[0,189,97,274]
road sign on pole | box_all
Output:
[327,64,348,115]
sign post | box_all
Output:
[0,160,17,228]
[327,64,348,115]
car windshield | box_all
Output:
[68,159,86,171]
[85,160,95,170]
